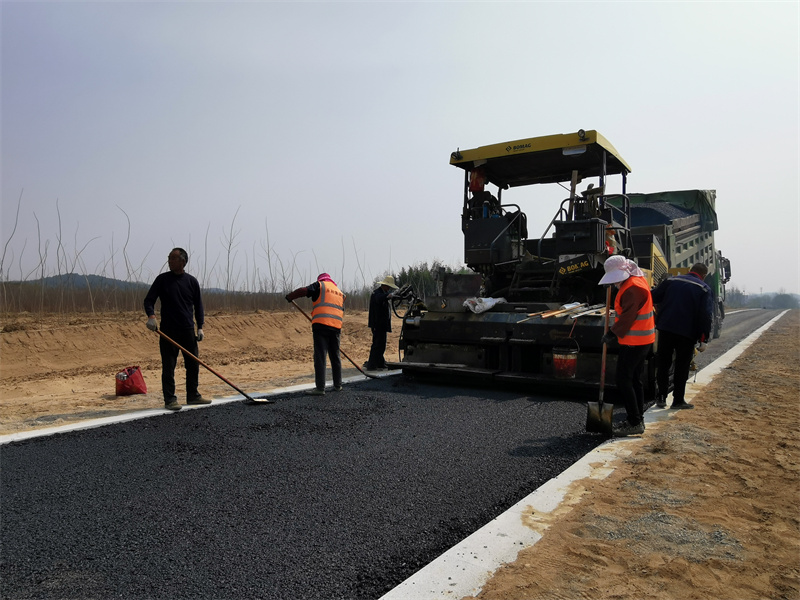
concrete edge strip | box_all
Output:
[379,310,789,600]
[0,370,401,446]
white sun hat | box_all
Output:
[598,255,644,285]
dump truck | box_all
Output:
[389,129,730,399]
[611,190,731,338]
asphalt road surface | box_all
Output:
[0,309,781,600]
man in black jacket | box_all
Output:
[144,248,208,411]
[651,263,713,409]
[364,275,398,371]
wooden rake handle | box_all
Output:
[156,329,256,402]
[599,286,612,403]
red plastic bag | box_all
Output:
[115,366,147,396]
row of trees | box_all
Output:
[0,261,467,315]
[1,194,469,313]
[3,273,796,315]
[725,286,799,310]
[1,195,426,305]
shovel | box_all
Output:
[156,330,274,404]
[290,300,379,380]
[586,286,614,435]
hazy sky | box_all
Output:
[2,1,798,295]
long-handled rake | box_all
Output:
[585,287,614,436]
[156,330,273,404]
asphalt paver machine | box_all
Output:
[389,129,655,397]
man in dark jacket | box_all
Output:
[651,263,713,409]
[144,248,208,411]
[364,275,399,371]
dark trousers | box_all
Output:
[615,343,652,426]
[313,326,342,391]
[159,328,200,402]
[656,330,695,404]
[367,328,388,368]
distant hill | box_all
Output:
[6,274,228,295]
[7,274,150,292]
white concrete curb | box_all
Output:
[379,310,789,599]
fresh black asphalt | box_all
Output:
[2,376,605,600]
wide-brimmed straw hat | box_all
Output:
[598,255,632,285]
[377,275,399,289]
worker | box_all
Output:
[285,273,345,396]
[604,224,620,255]
[363,275,399,371]
[651,263,713,409]
[598,255,656,437]
[144,247,209,411]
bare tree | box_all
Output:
[0,189,24,282]
[71,227,101,314]
[107,233,120,311]
[351,236,368,291]
[312,250,321,280]
[259,218,279,294]
[222,207,242,294]
[55,200,66,312]
[200,222,211,288]
[116,206,135,283]
[0,190,25,311]
[32,213,49,312]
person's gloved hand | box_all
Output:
[697,342,707,352]
[196,329,204,342]
[601,331,617,346]
[146,317,158,332]
[285,294,292,303]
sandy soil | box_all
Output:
[467,310,800,600]
[1,309,798,599]
[0,308,399,433]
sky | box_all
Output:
[2,1,798,296]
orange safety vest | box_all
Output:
[614,276,655,345]
[311,281,344,329]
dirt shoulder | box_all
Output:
[0,309,398,434]
[466,310,800,600]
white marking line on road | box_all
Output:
[379,310,790,600]
[0,371,400,446]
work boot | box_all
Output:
[333,385,343,392]
[656,397,667,409]
[165,399,182,411]
[187,396,211,405]
[671,401,694,410]
[307,388,325,397]
[612,421,645,437]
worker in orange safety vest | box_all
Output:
[598,255,655,437]
[286,273,345,396]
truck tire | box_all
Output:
[712,301,723,339]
